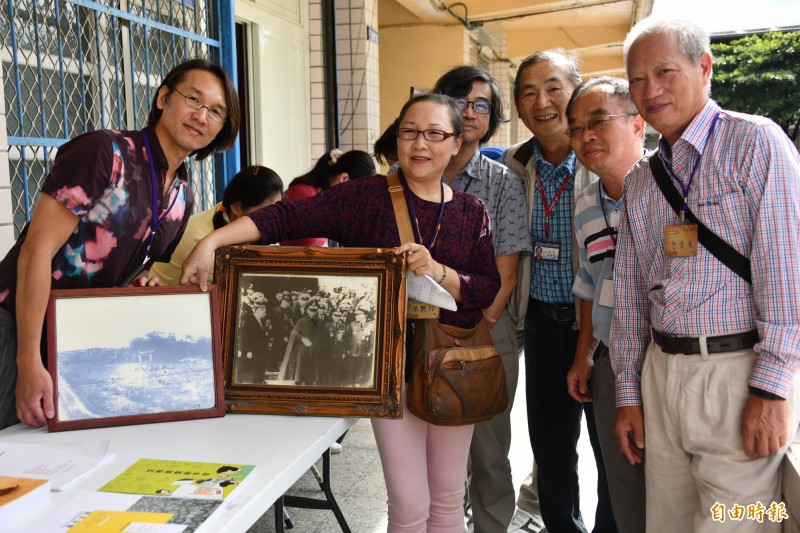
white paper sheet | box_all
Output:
[0,440,114,491]
[406,272,457,311]
[124,523,187,533]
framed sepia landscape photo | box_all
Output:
[45,285,224,432]
[215,245,407,418]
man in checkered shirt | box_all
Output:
[611,16,800,533]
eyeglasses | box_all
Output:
[456,98,492,115]
[396,128,456,142]
[173,88,227,123]
[565,113,638,139]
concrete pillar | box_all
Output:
[309,0,380,161]
[336,0,380,153]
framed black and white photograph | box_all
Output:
[215,246,407,418]
[235,273,379,389]
[45,286,224,432]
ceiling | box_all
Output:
[379,0,655,77]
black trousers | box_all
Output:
[524,299,617,533]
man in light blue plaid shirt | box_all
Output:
[611,16,800,533]
[503,50,614,533]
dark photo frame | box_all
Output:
[215,246,407,418]
[45,285,224,432]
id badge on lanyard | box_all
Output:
[533,238,560,261]
[534,168,571,262]
[599,278,614,307]
[401,172,444,320]
[407,298,440,319]
[661,111,720,259]
[664,222,698,257]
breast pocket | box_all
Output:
[694,191,752,255]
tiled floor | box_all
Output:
[248,354,599,532]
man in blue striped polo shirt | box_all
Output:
[566,76,647,533]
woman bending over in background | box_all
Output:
[149,165,283,285]
[280,149,376,246]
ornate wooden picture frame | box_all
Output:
[45,285,224,432]
[215,245,406,418]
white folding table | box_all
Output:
[0,414,355,532]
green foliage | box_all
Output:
[711,31,800,139]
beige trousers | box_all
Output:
[642,340,800,533]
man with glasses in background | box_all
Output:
[0,58,240,430]
[432,66,531,532]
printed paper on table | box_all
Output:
[30,490,223,533]
[67,510,173,532]
[0,440,114,491]
[99,459,255,500]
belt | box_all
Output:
[530,299,575,322]
[652,329,759,355]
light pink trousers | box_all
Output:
[371,400,474,533]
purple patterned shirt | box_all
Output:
[0,127,193,319]
[610,100,800,406]
[248,174,500,329]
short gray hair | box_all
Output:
[566,76,637,119]
[623,16,711,65]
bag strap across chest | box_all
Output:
[649,153,752,284]
[387,172,415,245]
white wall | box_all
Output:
[235,0,311,185]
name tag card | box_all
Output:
[407,298,440,319]
[533,238,561,261]
[599,278,614,308]
[664,223,698,257]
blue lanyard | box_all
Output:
[663,111,721,220]
[399,170,445,250]
[141,129,179,264]
[461,173,475,195]
[598,184,618,249]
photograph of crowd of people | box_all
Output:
[233,273,379,389]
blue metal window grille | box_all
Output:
[1,0,237,237]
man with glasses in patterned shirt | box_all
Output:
[432,66,531,532]
[612,16,800,532]
[0,59,240,430]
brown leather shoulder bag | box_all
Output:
[387,172,509,426]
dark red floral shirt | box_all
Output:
[0,127,193,319]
